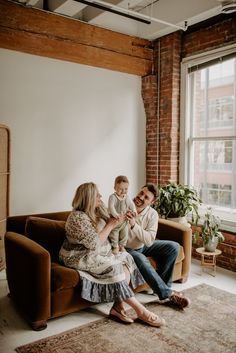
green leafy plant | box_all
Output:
[193,207,225,245]
[155,182,202,225]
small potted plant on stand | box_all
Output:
[155,182,202,228]
[193,207,225,252]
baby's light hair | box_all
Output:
[114,175,129,186]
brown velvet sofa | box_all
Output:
[5,211,192,330]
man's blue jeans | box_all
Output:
[126,240,179,300]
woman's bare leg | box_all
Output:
[112,295,165,327]
[124,297,166,327]
[111,266,165,326]
[125,297,146,316]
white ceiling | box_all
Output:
[18,0,230,39]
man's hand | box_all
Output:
[126,210,136,228]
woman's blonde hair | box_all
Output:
[72,182,109,226]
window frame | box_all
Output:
[180,44,236,233]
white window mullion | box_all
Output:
[180,45,236,232]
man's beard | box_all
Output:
[134,197,144,208]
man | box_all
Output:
[126,183,190,309]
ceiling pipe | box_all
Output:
[75,0,150,23]
[75,0,188,30]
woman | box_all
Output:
[59,182,165,327]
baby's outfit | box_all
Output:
[108,193,136,252]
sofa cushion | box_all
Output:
[148,245,184,269]
[175,245,184,263]
[25,217,66,260]
[51,262,80,291]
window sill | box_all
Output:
[219,223,236,235]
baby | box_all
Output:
[108,175,136,254]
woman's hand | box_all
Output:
[98,215,125,243]
[107,215,125,230]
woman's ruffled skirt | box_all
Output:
[79,251,145,303]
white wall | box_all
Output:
[0,49,146,215]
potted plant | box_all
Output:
[193,207,225,252]
[155,182,202,227]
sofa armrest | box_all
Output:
[5,232,51,328]
[157,218,192,281]
[157,219,191,245]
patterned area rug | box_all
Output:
[16,284,236,353]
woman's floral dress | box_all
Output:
[59,210,145,303]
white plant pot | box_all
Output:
[203,237,219,252]
[167,216,191,228]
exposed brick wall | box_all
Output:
[143,15,236,186]
[142,15,236,272]
[192,227,236,272]
[142,75,158,184]
[158,32,182,186]
[218,232,236,271]
[182,17,236,58]
[192,230,236,272]
[142,32,182,185]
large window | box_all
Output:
[181,46,236,231]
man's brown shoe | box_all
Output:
[170,291,190,309]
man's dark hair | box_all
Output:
[143,183,159,201]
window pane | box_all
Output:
[192,140,235,208]
[191,58,235,138]
[187,56,236,215]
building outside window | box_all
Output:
[180,46,236,231]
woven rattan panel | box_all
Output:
[0,125,10,270]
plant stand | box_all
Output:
[196,247,222,277]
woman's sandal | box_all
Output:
[110,307,134,323]
[138,311,166,327]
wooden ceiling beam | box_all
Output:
[0,0,153,76]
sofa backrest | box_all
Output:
[7,211,70,234]
[24,216,66,260]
